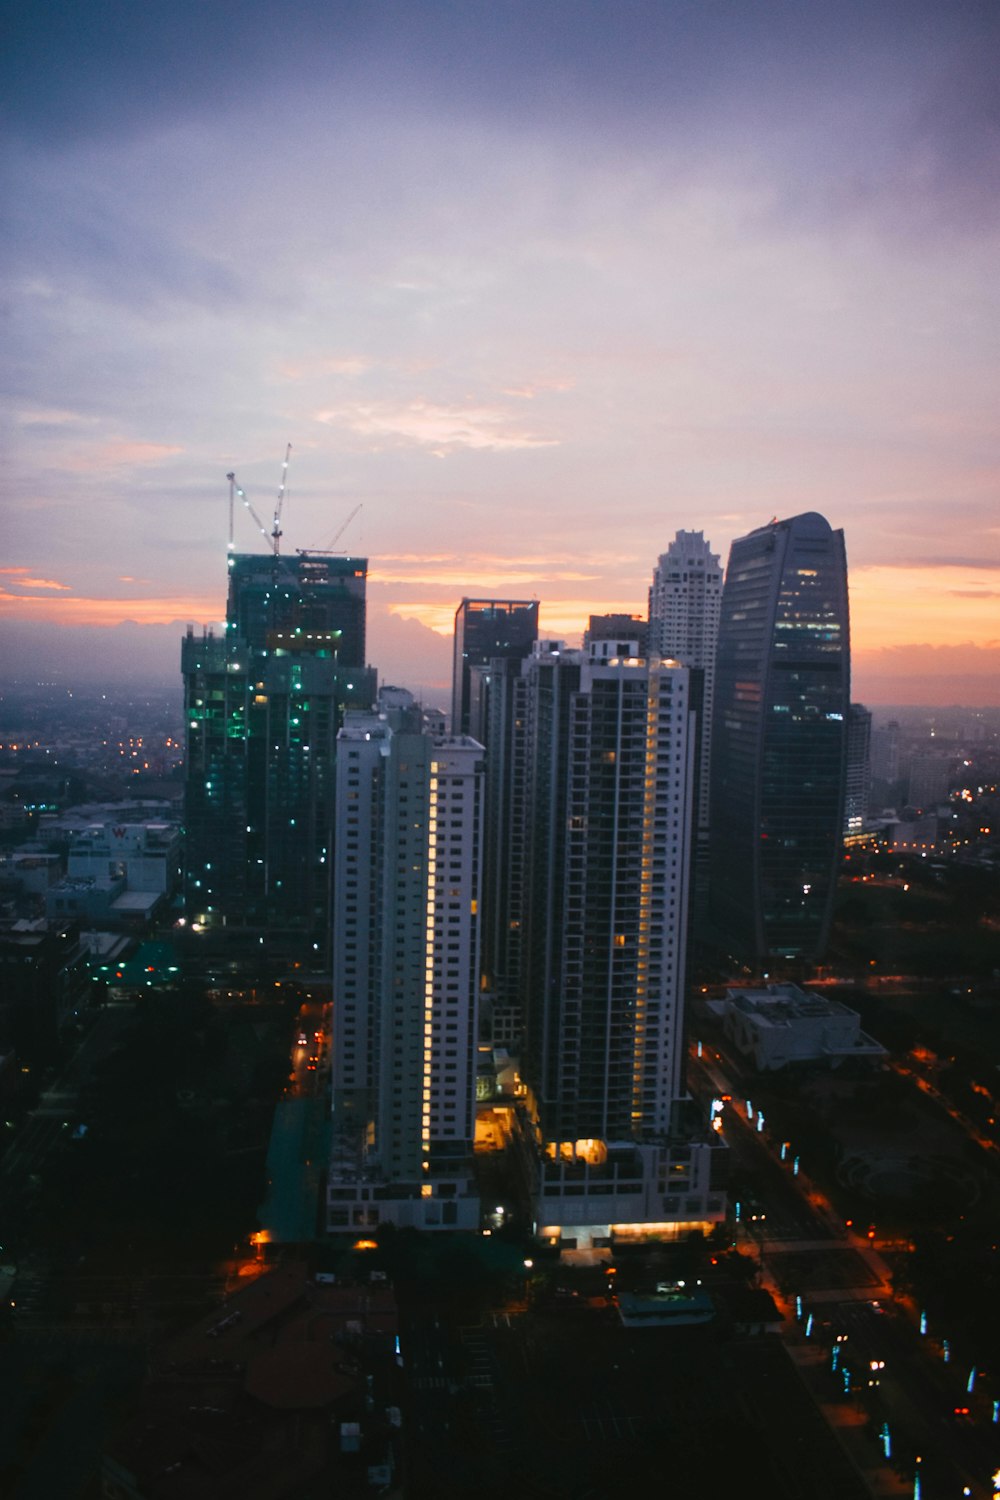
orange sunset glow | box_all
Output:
[2,2,998,704]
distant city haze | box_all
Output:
[3,1,998,705]
[2,599,998,710]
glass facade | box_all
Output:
[451,598,539,735]
[182,551,374,937]
[711,512,849,962]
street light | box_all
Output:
[746,1211,767,1276]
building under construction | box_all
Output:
[182,536,374,946]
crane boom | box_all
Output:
[299,502,363,554]
[227,471,276,554]
[225,444,292,556]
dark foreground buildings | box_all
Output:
[710,512,850,965]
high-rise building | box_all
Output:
[451,598,539,736]
[327,712,485,1232]
[907,754,949,812]
[648,530,723,670]
[182,552,375,939]
[466,653,530,1046]
[711,512,850,964]
[869,718,900,786]
[648,530,723,916]
[226,552,368,663]
[584,612,649,654]
[496,639,726,1253]
[844,703,872,836]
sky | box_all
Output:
[2,0,999,706]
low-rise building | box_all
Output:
[67,820,181,894]
[720,983,886,1072]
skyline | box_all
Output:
[3,0,999,705]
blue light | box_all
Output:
[795,1295,802,1321]
[880,1421,891,1459]
[780,1141,788,1161]
[967,1365,977,1394]
[942,1338,950,1363]
[792,1155,800,1176]
[919,1309,927,1335]
[746,1099,753,1120]
[805,1313,814,1337]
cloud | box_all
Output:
[867,556,1000,571]
[0,587,219,627]
[850,564,1000,651]
[0,567,71,590]
[370,556,597,589]
[367,602,452,699]
[313,400,558,453]
[16,407,93,427]
[853,642,1000,706]
[2,1,998,696]
[278,354,373,381]
[501,377,577,398]
[52,440,184,473]
[386,592,641,642]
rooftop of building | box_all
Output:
[105,1262,398,1500]
[50,875,124,892]
[725,983,856,1025]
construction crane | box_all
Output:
[226,443,292,556]
[298,502,363,555]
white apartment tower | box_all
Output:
[648,531,722,881]
[509,640,727,1252]
[327,714,484,1232]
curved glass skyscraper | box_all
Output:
[711,512,849,963]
